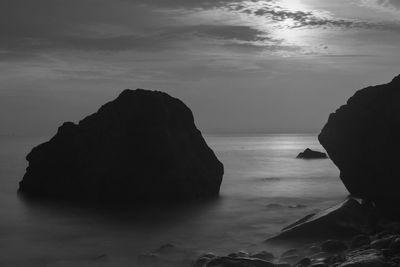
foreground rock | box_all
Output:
[296,149,327,159]
[319,74,400,212]
[19,89,224,201]
[265,198,371,244]
[193,224,400,266]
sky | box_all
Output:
[0,0,399,136]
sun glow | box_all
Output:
[278,0,309,12]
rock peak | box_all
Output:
[390,74,400,84]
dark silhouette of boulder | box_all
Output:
[19,89,224,202]
[318,75,400,211]
[265,198,372,244]
[296,148,327,159]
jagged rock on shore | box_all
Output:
[319,74,400,212]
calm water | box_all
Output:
[0,134,347,266]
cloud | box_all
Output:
[229,1,367,29]
[0,24,274,56]
[359,0,400,12]
[376,0,400,9]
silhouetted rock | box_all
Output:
[19,89,224,202]
[297,148,328,159]
[319,75,400,211]
[265,198,371,244]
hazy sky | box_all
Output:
[1,0,399,135]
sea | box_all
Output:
[0,134,348,266]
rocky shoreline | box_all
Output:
[191,226,400,267]
[137,200,400,267]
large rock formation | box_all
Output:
[319,74,400,210]
[19,89,224,202]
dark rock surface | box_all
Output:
[321,240,348,253]
[204,256,275,267]
[19,89,224,201]
[318,74,400,210]
[296,149,327,159]
[265,198,371,244]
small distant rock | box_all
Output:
[296,148,328,159]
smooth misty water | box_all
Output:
[0,134,347,266]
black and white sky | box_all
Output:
[1,0,399,135]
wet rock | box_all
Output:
[281,255,301,264]
[389,237,400,252]
[321,240,348,253]
[250,251,274,261]
[228,251,250,258]
[374,231,394,240]
[205,256,275,267]
[266,198,371,243]
[319,74,400,213]
[193,256,212,267]
[19,89,224,202]
[295,257,312,266]
[297,148,328,159]
[310,252,332,261]
[200,252,217,259]
[337,249,385,267]
[370,235,397,249]
[307,246,321,255]
[281,249,300,258]
[310,264,328,267]
[327,254,346,265]
[350,235,371,249]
